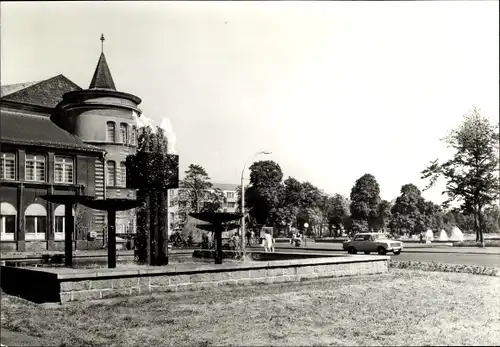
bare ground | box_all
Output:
[1,269,500,346]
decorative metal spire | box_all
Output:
[100,33,105,54]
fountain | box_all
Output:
[425,229,434,243]
[438,229,448,242]
[40,194,96,267]
[78,198,142,268]
[449,226,464,242]
[189,212,243,264]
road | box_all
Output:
[261,243,500,268]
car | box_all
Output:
[342,233,403,255]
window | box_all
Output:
[226,192,235,199]
[120,123,128,144]
[107,161,116,187]
[1,153,16,180]
[25,203,47,240]
[54,156,74,183]
[0,202,16,241]
[131,126,137,145]
[54,205,75,240]
[354,234,370,241]
[25,154,46,182]
[119,162,126,187]
[228,202,236,208]
[169,197,176,207]
[107,122,116,142]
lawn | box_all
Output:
[1,269,500,346]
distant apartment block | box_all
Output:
[167,183,239,235]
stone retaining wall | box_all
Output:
[1,255,389,304]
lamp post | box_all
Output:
[240,151,272,252]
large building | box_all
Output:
[167,183,239,235]
[0,43,143,252]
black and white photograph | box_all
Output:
[0,1,499,346]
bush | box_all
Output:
[389,260,499,277]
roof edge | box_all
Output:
[0,137,105,153]
[62,89,142,105]
[0,99,55,113]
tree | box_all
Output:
[276,177,303,234]
[389,183,444,236]
[350,174,382,233]
[389,184,423,236]
[181,164,213,214]
[483,205,500,234]
[129,125,178,264]
[443,208,475,233]
[246,160,284,227]
[306,206,324,237]
[421,107,499,246]
[326,194,350,237]
[420,200,445,233]
[297,182,323,234]
[375,200,392,232]
[244,185,271,231]
[203,188,225,213]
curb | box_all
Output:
[0,250,194,262]
[272,246,500,256]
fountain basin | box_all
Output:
[1,253,389,304]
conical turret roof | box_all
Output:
[89,53,116,90]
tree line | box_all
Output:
[134,106,499,245]
[237,106,498,241]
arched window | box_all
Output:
[107,122,116,142]
[120,123,128,144]
[25,203,47,240]
[107,161,116,187]
[0,202,16,241]
[120,161,127,187]
[54,205,75,240]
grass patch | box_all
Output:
[2,270,500,346]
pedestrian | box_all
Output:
[262,232,269,252]
[264,230,274,253]
[246,230,252,247]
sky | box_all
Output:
[1,1,499,205]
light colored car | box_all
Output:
[342,233,403,255]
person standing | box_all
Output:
[246,230,252,247]
[264,230,274,253]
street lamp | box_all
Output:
[240,150,272,251]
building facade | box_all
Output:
[167,183,239,235]
[0,48,143,252]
